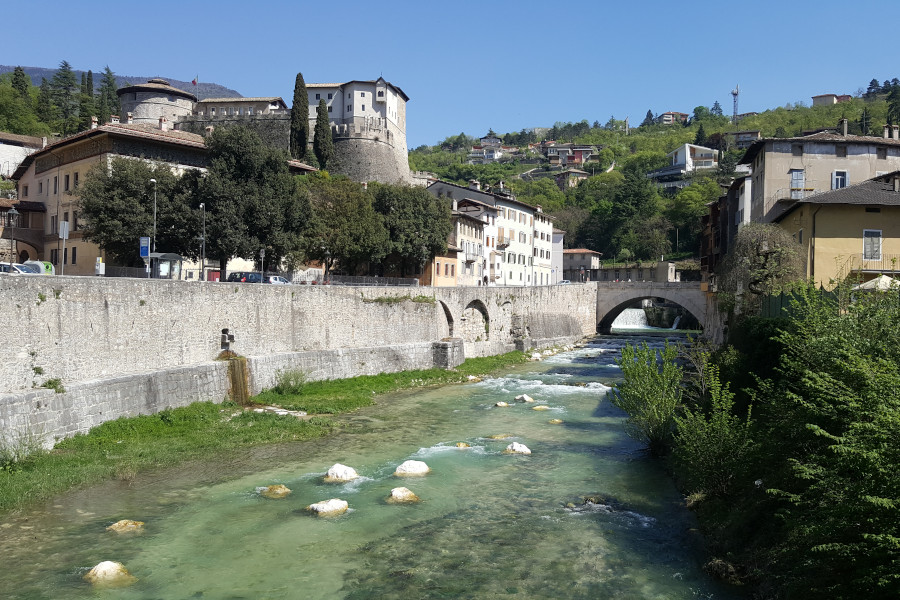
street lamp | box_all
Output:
[7,206,18,265]
[199,203,206,281]
[259,247,265,285]
[149,178,157,252]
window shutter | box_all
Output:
[832,172,837,189]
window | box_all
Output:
[50,249,58,265]
[450,264,455,277]
[63,248,68,265]
[50,214,57,234]
[53,176,58,194]
[315,93,320,100]
[360,92,365,98]
[63,211,69,225]
[878,147,887,160]
[328,106,332,113]
[436,261,441,274]
[71,247,77,265]
[864,229,882,260]
[444,263,449,276]
[64,175,70,191]
[73,211,79,231]
[792,144,803,157]
[74,172,79,187]
[38,181,42,194]
[377,90,384,97]
[835,145,847,158]
[22,185,28,197]
[832,170,849,189]
[327,93,332,100]
[790,169,805,199]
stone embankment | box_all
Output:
[0,277,597,449]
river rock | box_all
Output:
[455,442,470,448]
[258,484,292,499]
[495,401,509,407]
[386,487,420,504]
[489,433,514,439]
[529,352,542,361]
[106,519,144,534]
[466,375,482,382]
[542,349,554,356]
[324,463,359,483]
[515,394,535,403]
[548,419,563,424]
[394,460,430,476]
[532,405,551,411]
[83,561,138,587]
[306,498,349,517]
[505,442,532,455]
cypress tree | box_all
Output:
[78,71,96,132]
[694,123,707,146]
[36,77,54,124]
[51,60,79,135]
[290,72,309,160]
[313,98,333,169]
[98,66,119,121]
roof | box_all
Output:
[563,248,602,255]
[116,78,197,103]
[286,159,317,173]
[770,171,900,223]
[0,131,44,148]
[740,131,900,165]
[306,79,409,101]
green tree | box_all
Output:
[97,66,119,125]
[641,109,655,127]
[36,77,54,125]
[51,60,79,135]
[11,66,29,100]
[887,85,900,125]
[694,123,707,146]
[290,72,309,160]
[78,71,96,132]
[859,106,872,135]
[371,183,452,276]
[313,98,333,169]
[299,174,388,276]
[866,78,881,97]
[610,341,683,456]
[711,100,723,117]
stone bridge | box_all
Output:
[595,281,721,341]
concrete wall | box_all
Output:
[0,278,596,448]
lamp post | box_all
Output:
[259,247,265,285]
[7,206,18,265]
[199,203,206,281]
[149,178,157,252]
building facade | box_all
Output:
[117,79,197,125]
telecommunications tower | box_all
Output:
[731,85,740,123]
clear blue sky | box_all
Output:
[5,0,896,148]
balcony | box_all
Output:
[497,236,511,248]
[464,252,479,263]
[847,253,900,274]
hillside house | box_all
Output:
[658,111,689,125]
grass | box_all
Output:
[0,352,528,517]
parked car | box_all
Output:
[226,271,262,283]
[23,260,54,275]
[265,276,290,285]
[0,263,38,274]
[558,280,571,285]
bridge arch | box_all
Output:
[437,300,454,337]
[596,284,709,334]
[459,299,490,343]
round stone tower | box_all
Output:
[116,78,196,125]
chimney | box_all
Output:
[126,112,133,124]
[839,118,848,136]
[894,125,899,140]
[110,115,120,124]
[884,124,890,138]
[894,176,900,192]
[469,179,481,191]
[41,136,48,148]
[452,198,458,211]
[90,116,98,130]
[158,116,168,131]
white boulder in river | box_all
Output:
[387,487,420,503]
[515,394,535,403]
[307,498,349,517]
[324,463,359,483]
[505,442,532,455]
[394,460,431,476]
[83,561,138,587]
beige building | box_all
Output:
[771,171,900,286]
[740,123,900,222]
[195,97,288,117]
[13,121,207,275]
[563,249,602,282]
[451,210,486,286]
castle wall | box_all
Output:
[175,114,291,152]
[119,91,194,124]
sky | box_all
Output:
[5,0,898,149]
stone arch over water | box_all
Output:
[437,300,454,337]
[597,295,705,334]
[459,299,490,343]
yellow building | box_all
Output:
[772,171,900,286]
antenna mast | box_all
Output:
[731,85,740,123]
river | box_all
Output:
[0,318,738,599]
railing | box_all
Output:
[297,275,419,287]
[847,253,900,273]
[497,236,511,248]
[464,252,479,263]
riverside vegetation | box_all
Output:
[611,282,900,599]
[0,352,527,516]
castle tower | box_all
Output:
[117,78,197,125]
[306,77,411,183]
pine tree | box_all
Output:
[711,100,723,117]
[694,123,707,146]
[51,60,79,135]
[78,71,96,132]
[859,106,872,135]
[866,78,881,98]
[313,98,334,169]
[36,77,55,124]
[641,109,655,127]
[887,86,900,126]
[11,66,30,100]
[290,72,309,160]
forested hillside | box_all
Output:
[410,80,900,260]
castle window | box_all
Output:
[362,105,365,112]
[378,90,384,97]
[878,147,887,159]
[328,106,332,113]
[327,93,332,100]
[211,108,216,116]
[248,107,254,115]
[360,92,365,97]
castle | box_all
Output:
[115,77,412,184]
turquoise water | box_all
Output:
[0,334,739,599]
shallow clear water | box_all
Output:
[0,334,739,599]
